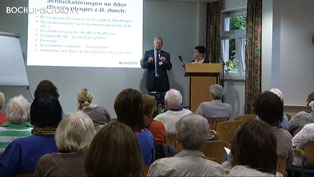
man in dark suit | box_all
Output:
[141,37,172,93]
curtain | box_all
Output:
[245,0,262,113]
[236,38,246,76]
[206,0,222,63]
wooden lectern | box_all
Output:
[185,63,222,112]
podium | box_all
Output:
[185,63,222,112]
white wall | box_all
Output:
[0,0,207,116]
[262,0,314,107]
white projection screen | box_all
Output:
[27,0,143,68]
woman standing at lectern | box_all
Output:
[191,46,209,64]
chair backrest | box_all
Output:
[216,120,243,143]
[234,114,256,123]
[166,134,176,148]
[277,156,287,176]
[201,140,230,164]
[285,113,292,121]
[304,141,314,165]
[207,117,228,131]
[141,165,150,177]
[166,134,182,152]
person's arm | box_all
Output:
[0,141,22,177]
[161,52,172,70]
[292,124,314,149]
[141,51,154,69]
[195,103,204,116]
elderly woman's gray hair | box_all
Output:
[269,88,284,101]
[5,95,30,124]
[176,113,209,150]
[0,92,5,109]
[55,111,95,153]
[165,89,182,107]
[210,84,224,100]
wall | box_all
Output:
[262,0,314,109]
[0,0,207,117]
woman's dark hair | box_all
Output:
[34,80,59,98]
[194,45,206,54]
[254,91,283,127]
[30,94,62,127]
[114,88,145,132]
[85,121,143,177]
[230,119,277,174]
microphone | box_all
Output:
[178,56,183,62]
[178,56,185,69]
[219,56,226,65]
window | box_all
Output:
[221,8,247,77]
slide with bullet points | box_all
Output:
[27,0,143,68]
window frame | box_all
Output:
[221,8,247,79]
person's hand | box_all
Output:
[148,56,154,63]
[160,56,167,64]
[181,62,185,68]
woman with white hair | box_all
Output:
[148,113,225,177]
[34,111,95,177]
[196,84,232,119]
[0,92,6,125]
[0,95,32,154]
[77,88,111,132]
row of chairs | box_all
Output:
[164,114,292,176]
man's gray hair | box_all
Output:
[5,95,30,124]
[176,113,209,150]
[165,89,182,107]
[0,92,5,108]
[153,36,163,43]
[56,111,95,153]
[210,84,224,100]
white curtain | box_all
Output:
[236,38,246,76]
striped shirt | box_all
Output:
[0,122,33,153]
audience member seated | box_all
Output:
[114,88,155,165]
[154,89,192,134]
[289,91,314,135]
[34,111,95,177]
[255,91,293,167]
[0,95,32,154]
[34,80,65,117]
[77,88,111,131]
[196,84,232,120]
[85,121,143,177]
[227,119,279,176]
[0,94,62,177]
[256,88,289,130]
[148,113,225,177]
[34,80,60,99]
[143,94,175,159]
[291,101,314,166]
[143,94,167,145]
[0,92,6,125]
